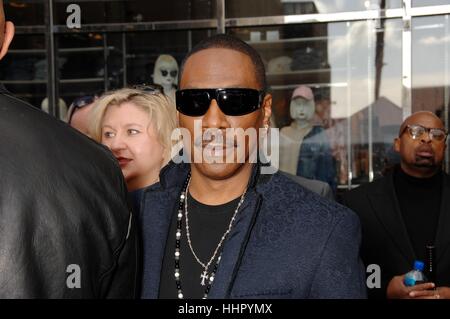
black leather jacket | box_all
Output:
[0,85,139,298]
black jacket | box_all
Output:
[0,85,139,298]
[341,170,450,298]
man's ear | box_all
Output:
[262,93,272,127]
[0,21,14,60]
[394,137,401,153]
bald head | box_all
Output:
[394,111,446,178]
[398,111,444,137]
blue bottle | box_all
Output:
[404,260,427,286]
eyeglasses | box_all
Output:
[401,124,448,142]
[132,83,164,94]
[67,95,97,123]
[176,88,265,116]
[161,69,178,78]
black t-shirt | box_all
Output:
[159,192,241,299]
[394,166,442,262]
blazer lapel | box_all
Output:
[434,174,450,262]
[368,174,416,264]
[140,185,180,299]
[207,190,262,299]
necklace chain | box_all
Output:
[185,176,247,282]
[174,172,247,299]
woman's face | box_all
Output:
[101,102,165,190]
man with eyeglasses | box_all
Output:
[140,34,366,299]
[0,1,138,298]
[342,111,450,299]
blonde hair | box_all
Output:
[89,88,177,166]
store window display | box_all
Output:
[152,54,178,102]
[41,97,68,121]
[267,55,292,74]
[279,85,336,190]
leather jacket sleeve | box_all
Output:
[0,90,139,298]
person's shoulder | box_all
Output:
[1,94,119,177]
[279,171,333,199]
[342,175,388,202]
[258,172,361,247]
[261,172,356,223]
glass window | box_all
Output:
[412,15,449,114]
[57,29,215,114]
[0,34,47,108]
[3,0,45,26]
[412,15,450,169]
[226,0,402,18]
[228,18,403,192]
[125,30,215,87]
[56,33,111,113]
[53,0,215,25]
[413,0,450,6]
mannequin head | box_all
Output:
[0,1,15,60]
[152,54,178,91]
[290,85,315,127]
[41,97,68,121]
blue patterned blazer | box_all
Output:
[139,161,367,299]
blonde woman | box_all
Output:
[90,87,177,212]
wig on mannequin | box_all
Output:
[152,54,179,89]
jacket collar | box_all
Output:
[158,160,190,190]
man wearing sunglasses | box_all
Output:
[0,1,138,298]
[342,111,450,299]
[141,34,366,299]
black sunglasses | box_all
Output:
[71,95,96,108]
[132,83,164,94]
[68,95,97,123]
[176,88,265,116]
[161,69,178,77]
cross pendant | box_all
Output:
[200,270,209,286]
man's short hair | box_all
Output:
[179,34,267,91]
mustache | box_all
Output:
[193,129,238,148]
[416,144,434,154]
